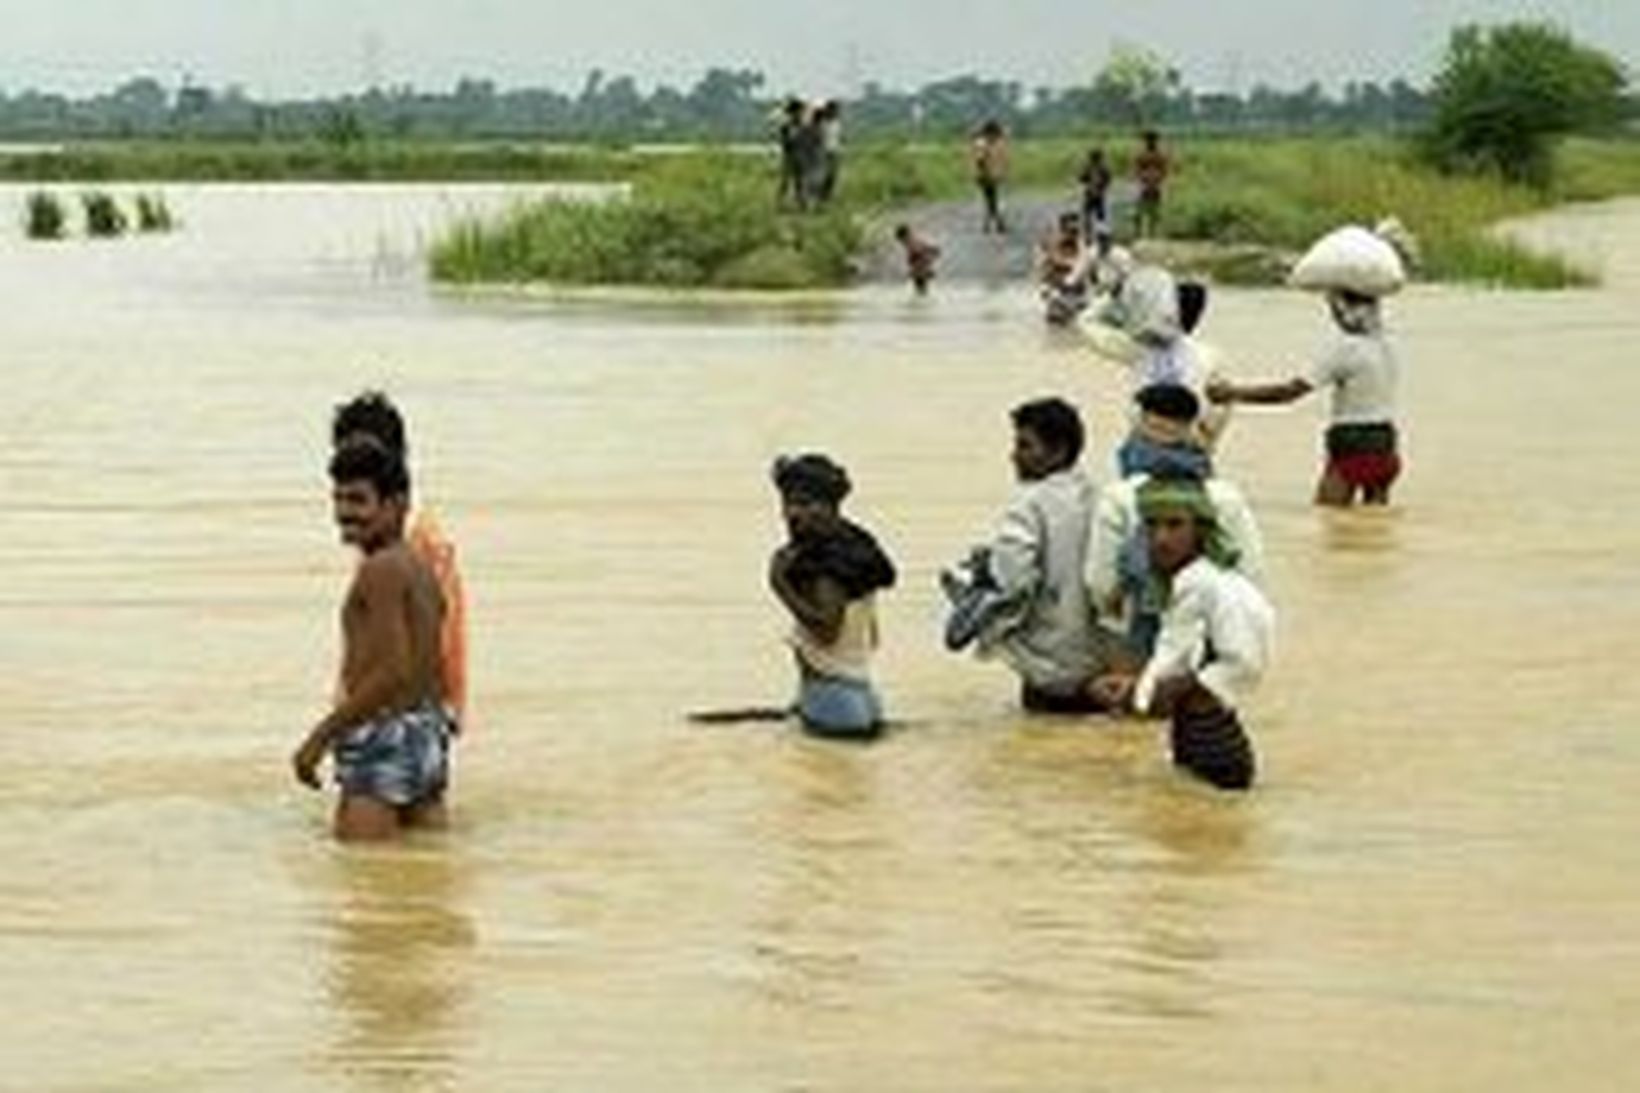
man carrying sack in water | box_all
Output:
[768,453,897,740]
[1092,474,1274,791]
[292,439,453,840]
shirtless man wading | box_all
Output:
[292,438,452,841]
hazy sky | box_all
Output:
[3,0,1634,97]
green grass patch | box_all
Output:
[134,192,176,232]
[0,139,648,183]
[17,133,1628,290]
[81,191,127,237]
[1130,136,1635,287]
[24,190,66,239]
[431,155,860,289]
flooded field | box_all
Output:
[2,183,1637,1090]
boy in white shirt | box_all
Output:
[1092,476,1274,790]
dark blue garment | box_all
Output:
[1116,432,1213,480]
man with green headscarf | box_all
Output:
[1091,474,1274,791]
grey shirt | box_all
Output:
[977,468,1103,691]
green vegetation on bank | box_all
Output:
[429,135,1640,291]
[5,132,1635,289]
[0,140,650,183]
[432,157,858,289]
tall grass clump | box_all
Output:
[432,155,861,289]
[81,191,127,237]
[1553,137,1640,203]
[1163,137,1595,286]
[134,192,175,232]
[25,190,66,239]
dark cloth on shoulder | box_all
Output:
[786,519,897,599]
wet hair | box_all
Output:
[1136,383,1201,423]
[1011,397,1085,466]
[331,391,407,456]
[772,453,851,505]
[329,437,410,502]
[1177,281,1209,334]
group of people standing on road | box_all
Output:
[969,124,1170,245]
[775,97,844,211]
[891,124,1173,301]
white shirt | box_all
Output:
[1310,332,1399,425]
[1134,558,1275,713]
[790,596,878,683]
[1076,318,1232,450]
[1086,474,1265,635]
[976,468,1101,690]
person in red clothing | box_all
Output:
[1133,130,1170,239]
[893,223,942,295]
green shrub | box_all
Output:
[1420,22,1627,188]
[81,191,127,236]
[135,192,175,231]
[432,157,862,288]
[25,190,66,239]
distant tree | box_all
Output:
[319,106,364,147]
[687,68,764,135]
[1422,21,1627,186]
[110,77,169,133]
[1091,44,1179,126]
[914,74,1022,134]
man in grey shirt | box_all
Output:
[943,398,1111,712]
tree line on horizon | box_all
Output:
[0,23,1626,193]
[0,62,1453,144]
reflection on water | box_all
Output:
[323,849,475,1089]
[2,186,1639,1090]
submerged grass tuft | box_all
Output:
[81,191,127,237]
[24,190,66,239]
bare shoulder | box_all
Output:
[356,545,418,591]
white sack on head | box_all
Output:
[1116,265,1181,345]
[1288,225,1406,297]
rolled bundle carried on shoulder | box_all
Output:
[1288,222,1412,298]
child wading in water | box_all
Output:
[768,454,897,740]
[1092,475,1274,791]
[893,223,941,295]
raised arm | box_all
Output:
[1207,376,1312,406]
